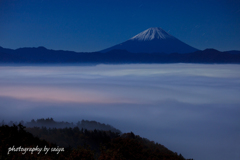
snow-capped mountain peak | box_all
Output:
[130,27,174,41]
[100,27,198,54]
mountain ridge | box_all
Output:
[100,27,199,54]
[0,46,240,64]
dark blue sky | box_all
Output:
[1,0,240,52]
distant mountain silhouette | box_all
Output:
[225,50,240,54]
[100,27,199,54]
[22,118,121,133]
[0,46,240,64]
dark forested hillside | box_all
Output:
[0,124,71,159]
[0,121,194,160]
[1,118,121,134]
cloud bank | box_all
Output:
[0,64,239,160]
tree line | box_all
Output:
[0,119,193,160]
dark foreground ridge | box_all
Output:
[23,118,121,134]
[0,46,240,64]
[0,118,194,160]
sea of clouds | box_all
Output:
[0,64,239,160]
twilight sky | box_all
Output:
[0,0,240,52]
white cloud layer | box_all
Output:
[0,64,240,160]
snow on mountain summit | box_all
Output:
[130,27,174,41]
[100,27,199,53]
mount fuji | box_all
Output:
[1,27,240,63]
[100,27,199,54]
